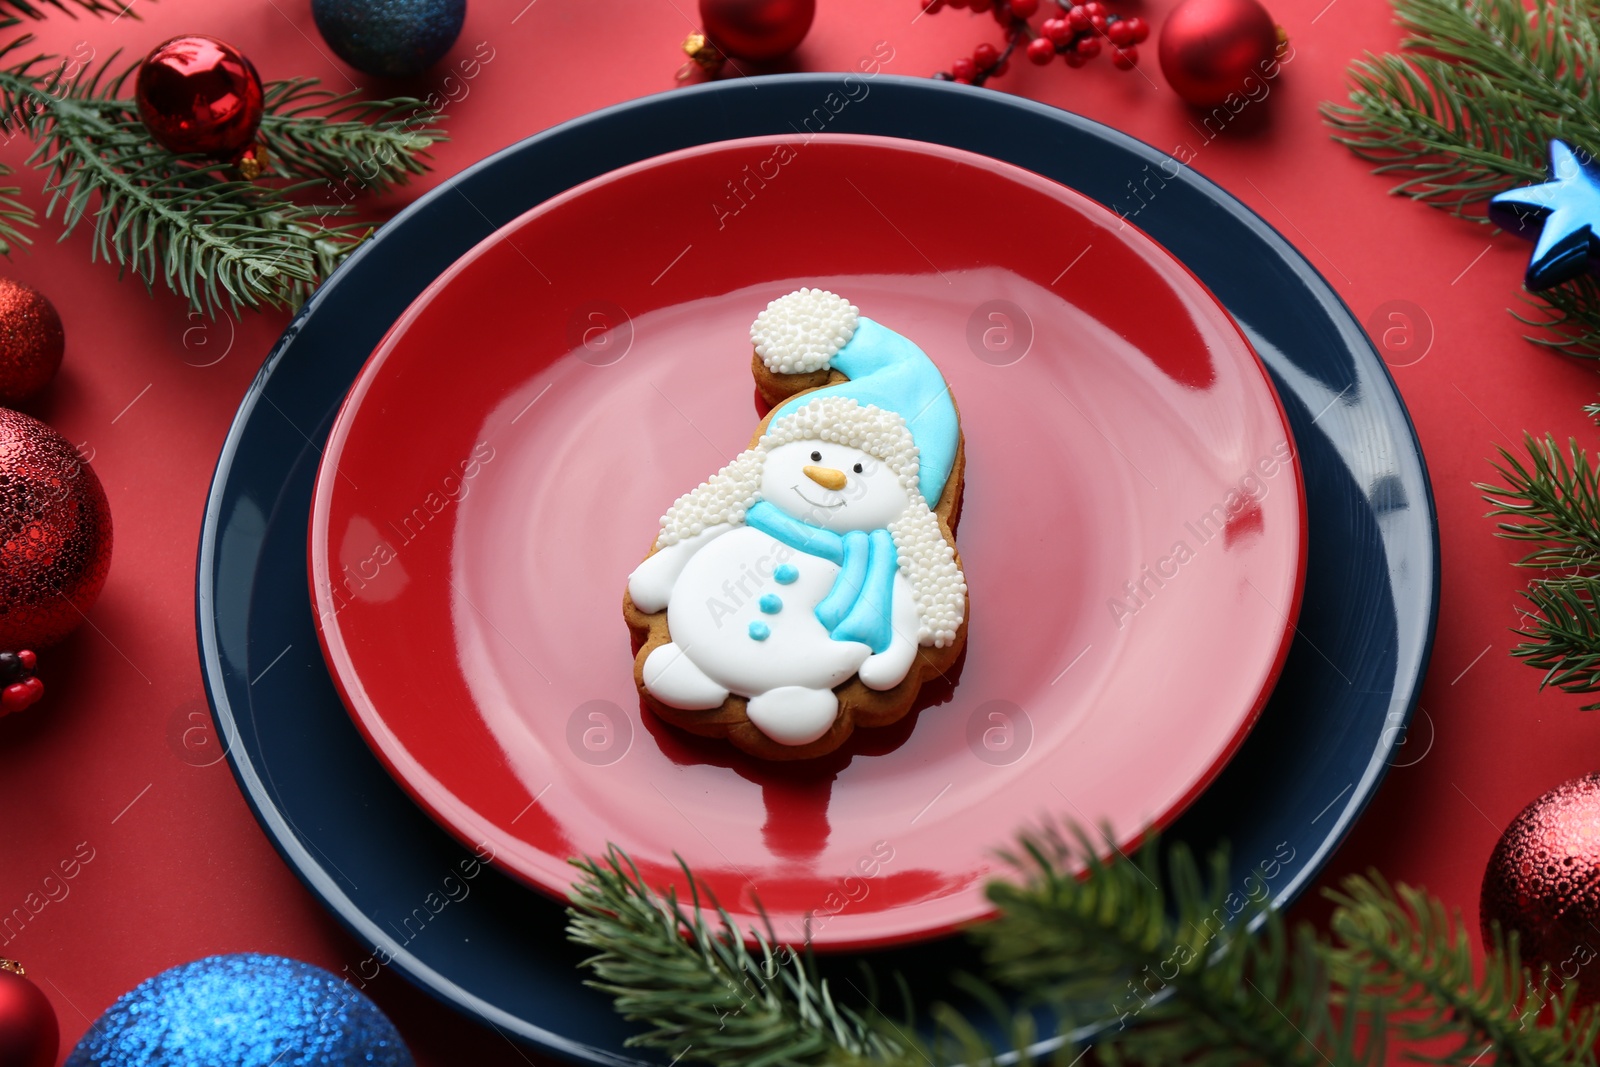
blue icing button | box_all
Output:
[748,621,771,641]
[759,594,782,614]
[774,564,798,584]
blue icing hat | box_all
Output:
[768,312,959,506]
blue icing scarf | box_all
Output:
[746,500,897,654]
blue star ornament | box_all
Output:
[1490,140,1600,291]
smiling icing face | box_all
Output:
[759,439,911,532]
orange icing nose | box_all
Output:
[803,465,848,491]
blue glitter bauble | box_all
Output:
[64,954,414,1067]
[311,0,467,78]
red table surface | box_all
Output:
[0,0,1589,1062]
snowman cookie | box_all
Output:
[624,289,968,760]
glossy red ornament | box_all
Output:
[0,966,57,1067]
[135,35,264,160]
[0,409,112,649]
[1481,773,1600,1004]
[0,281,63,408]
[699,0,815,61]
[1158,0,1281,107]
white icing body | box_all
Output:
[630,435,929,746]
[635,526,922,746]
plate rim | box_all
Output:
[197,72,1439,1061]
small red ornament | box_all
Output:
[0,408,112,650]
[135,35,264,162]
[701,0,814,59]
[1480,773,1600,1004]
[683,0,814,76]
[0,962,57,1067]
[0,281,63,408]
[1158,0,1284,107]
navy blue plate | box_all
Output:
[198,75,1438,1064]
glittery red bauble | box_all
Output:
[0,281,62,408]
[1481,773,1600,1004]
[0,409,112,649]
[700,0,815,60]
[135,35,264,159]
[1157,0,1281,107]
[0,968,57,1067]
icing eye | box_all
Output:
[853,463,863,473]
[810,451,822,462]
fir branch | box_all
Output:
[0,0,135,21]
[570,830,1600,1067]
[1324,872,1600,1066]
[1480,434,1600,570]
[0,163,36,254]
[978,825,1370,1067]
[257,79,444,194]
[565,848,901,1066]
[1478,434,1600,706]
[0,40,444,313]
[1323,0,1600,352]
[1322,0,1600,215]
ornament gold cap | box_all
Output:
[235,142,269,181]
[0,959,24,976]
[679,31,726,80]
[1275,24,1289,57]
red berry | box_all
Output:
[1010,0,1040,15]
[1124,15,1149,40]
[1080,2,1105,16]
[952,56,977,79]
[2,682,31,714]
[969,0,992,10]
[1106,18,1134,44]
[17,650,35,671]
[1089,13,1108,31]
[1064,50,1087,66]
[919,0,944,11]
[1112,44,1138,68]
[1027,36,1057,62]
[1041,16,1070,40]
[1066,5,1091,28]
[973,42,1001,68]
[1075,35,1101,57]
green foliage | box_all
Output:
[0,38,445,314]
[1322,0,1600,353]
[1326,873,1600,1067]
[565,847,900,1066]
[0,0,132,28]
[568,827,1599,1067]
[1479,434,1600,706]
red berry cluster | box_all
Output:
[925,0,1149,83]
[0,650,42,716]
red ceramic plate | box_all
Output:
[310,134,1306,951]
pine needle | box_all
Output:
[1477,434,1600,706]
[569,827,1600,1067]
[1323,0,1600,353]
[0,37,445,314]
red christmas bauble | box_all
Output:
[1157,0,1281,107]
[135,35,264,159]
[0,281,62,408]
[0,966,57,1067]
[0,409,112,650]
[700,0,815,61]
[1480,773,1600,1004]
